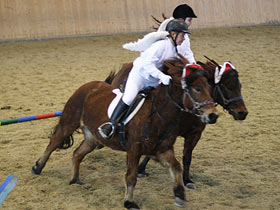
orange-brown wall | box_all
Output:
[0,0,279,41]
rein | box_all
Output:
[141,77,212,147]
[140,63,219,151]
[142,84,184,150]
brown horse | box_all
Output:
[112,56,248,189]
[32,58,218,209]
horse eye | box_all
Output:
[193,87,201,92]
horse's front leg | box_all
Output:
[182,131,202,189]
[69,125,97,185]
[158,148,186,208]
[124,150,141,210]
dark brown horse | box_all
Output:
[32,58,218,209]
[112,56,248,189]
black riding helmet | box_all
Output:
[173,4,197,19]
[166,19,190,52]
[166,19,190,34]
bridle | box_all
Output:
[203,56,244,110]
[167,72,214,117]
[213,69,243,109]
[214,84,243,109]
[182,86,214,116]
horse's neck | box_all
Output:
[153,84,183,116]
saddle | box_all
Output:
[108,85,153,150]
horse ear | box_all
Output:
[177,53,189,66]
[204,55,220,67]
[196,61,205,66]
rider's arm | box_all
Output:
[177,34,196,64]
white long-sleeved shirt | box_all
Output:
[177,34,195,64]
[131,37,176,87]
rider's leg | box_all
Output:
[98,98,129,138]
[98,71,143,138]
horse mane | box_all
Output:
[161,57,184,74]
[104,71,116,84]
[197,61,217,72]
[161,53,190,73]
[151,13,168,31]
[161,55,210,84]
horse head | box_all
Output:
[198,57,248,120]
[162,57,219,124]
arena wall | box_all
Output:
[0,0,279,41]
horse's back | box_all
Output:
[58,81,106,125]
[81,82,115,129]
[111,62,132,88]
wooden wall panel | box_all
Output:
[0,0,279,41]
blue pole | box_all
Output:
[0,175,18,205]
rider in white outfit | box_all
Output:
[123,37,177,105]
[98,19,190,139]
[157,4,197,64]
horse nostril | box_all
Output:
[208,113,219,124]
[239,111,248,120]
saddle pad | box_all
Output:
[108,89,145,125]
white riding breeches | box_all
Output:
[122,71,159,106]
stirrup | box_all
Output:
[98,122,115,139]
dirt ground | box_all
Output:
[0,25,280,210]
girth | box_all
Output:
[117,87,153,150]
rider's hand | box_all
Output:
[159,74,172,85]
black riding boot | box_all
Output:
[98,99,129,138]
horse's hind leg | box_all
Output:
[137,156,150,177]
[32,123,78,175]
[69,125,97,185]
[158,148,186,208]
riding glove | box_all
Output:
[159,73,172,85]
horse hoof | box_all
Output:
[124,200,140,209]
[69,179,84,185]
[31,165,41,175]
[137,172,149,178]
[186,182,197,189]
[174,197,186,208]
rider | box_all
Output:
[158,4,197,64]
[98,19,190,139]
[174,4,197,64]
[123,4,197,64]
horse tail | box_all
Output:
[105,71,116,84]
[49,124,74,150]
